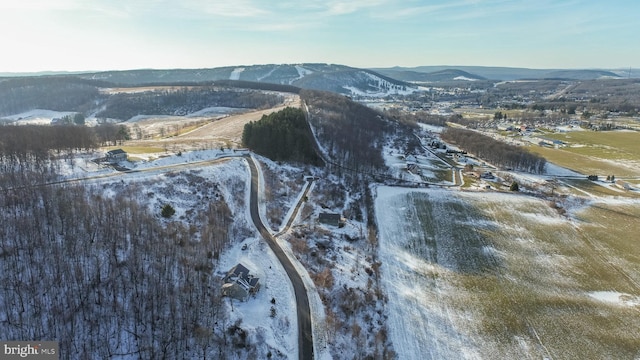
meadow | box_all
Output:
[529,130,640,177]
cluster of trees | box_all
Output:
[55,113,86,125]
[97,87,284,120]
[441,127,546,173]
[0,77,102,116]
[213,79,301,94]
[0,125,97,168]
[93,123,131,146]
[383,108,447,127]
[242,107,322,165]
[0,170,240,358]
[0,124,131,170]
[300,89,391,172]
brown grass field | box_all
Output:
[119,97,300,155]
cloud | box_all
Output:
[323,0,388,15]
[182,0,270,18]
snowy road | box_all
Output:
[245,155,315,360]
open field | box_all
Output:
[529,145,640,178]
[119,97,301,155]
[376,186,640,359]
[545,130,640,160]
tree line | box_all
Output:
[0,76,103,116]
[441,127,546,173]
[97,87,284,120]
[0,168,243,358]
[300,89,391,173]
[242,107,322,165]
[0,124,130,172]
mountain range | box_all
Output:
[2,64,638,100]
[372,66,633,81]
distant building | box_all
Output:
[106,149,127,163]
[318,212,342,227]
[222,263,260,301]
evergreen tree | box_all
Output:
[510,181,519,192]
[161,204,176,218]
[242,107,321,165]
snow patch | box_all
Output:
[230,67,245,80]
[588,291,640,307]
[1,109,76,125]
[453,76,477,81]
[294,65,313,80]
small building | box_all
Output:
[106,149,127,163]
[481,171,494,179]
[319,212,342,227]
[222,263,260,301]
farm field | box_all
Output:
[528,130,640,177]
[375,186,640,359]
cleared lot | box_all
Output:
[375,186,640,359]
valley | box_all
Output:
[1,64,639,359]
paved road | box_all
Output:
[244,155,314,360]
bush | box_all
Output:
[161,204,176,218]
[510,182,519,192]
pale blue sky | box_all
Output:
[0,0,637,72]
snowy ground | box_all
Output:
[0,109,76,124]
[55,150,301,359]
[375,187,483,360]
[375,185,640,359]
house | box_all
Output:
[106,149,127,163]
[319,212,342,227]
[481,171,494,179]
[405,154,417,163]
[222,263,260,301]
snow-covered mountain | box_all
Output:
[80,63,418,97]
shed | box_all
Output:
[318,213,341,227]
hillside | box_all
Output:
[373,66,625,81]
[375,68,486,83]
[79,64,417,97]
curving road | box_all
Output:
[244,155,314,360]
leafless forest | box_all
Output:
[0,133,258,358]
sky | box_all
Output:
[0,0,638,73]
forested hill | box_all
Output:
[300,89,417,174]
[242,107,322,165]
[441,127,546,173]
[97,87,284,120]
[78,64,416,97]
[0,76,104,116]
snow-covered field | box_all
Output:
[375,186,640,359]
[0,109,76,124]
